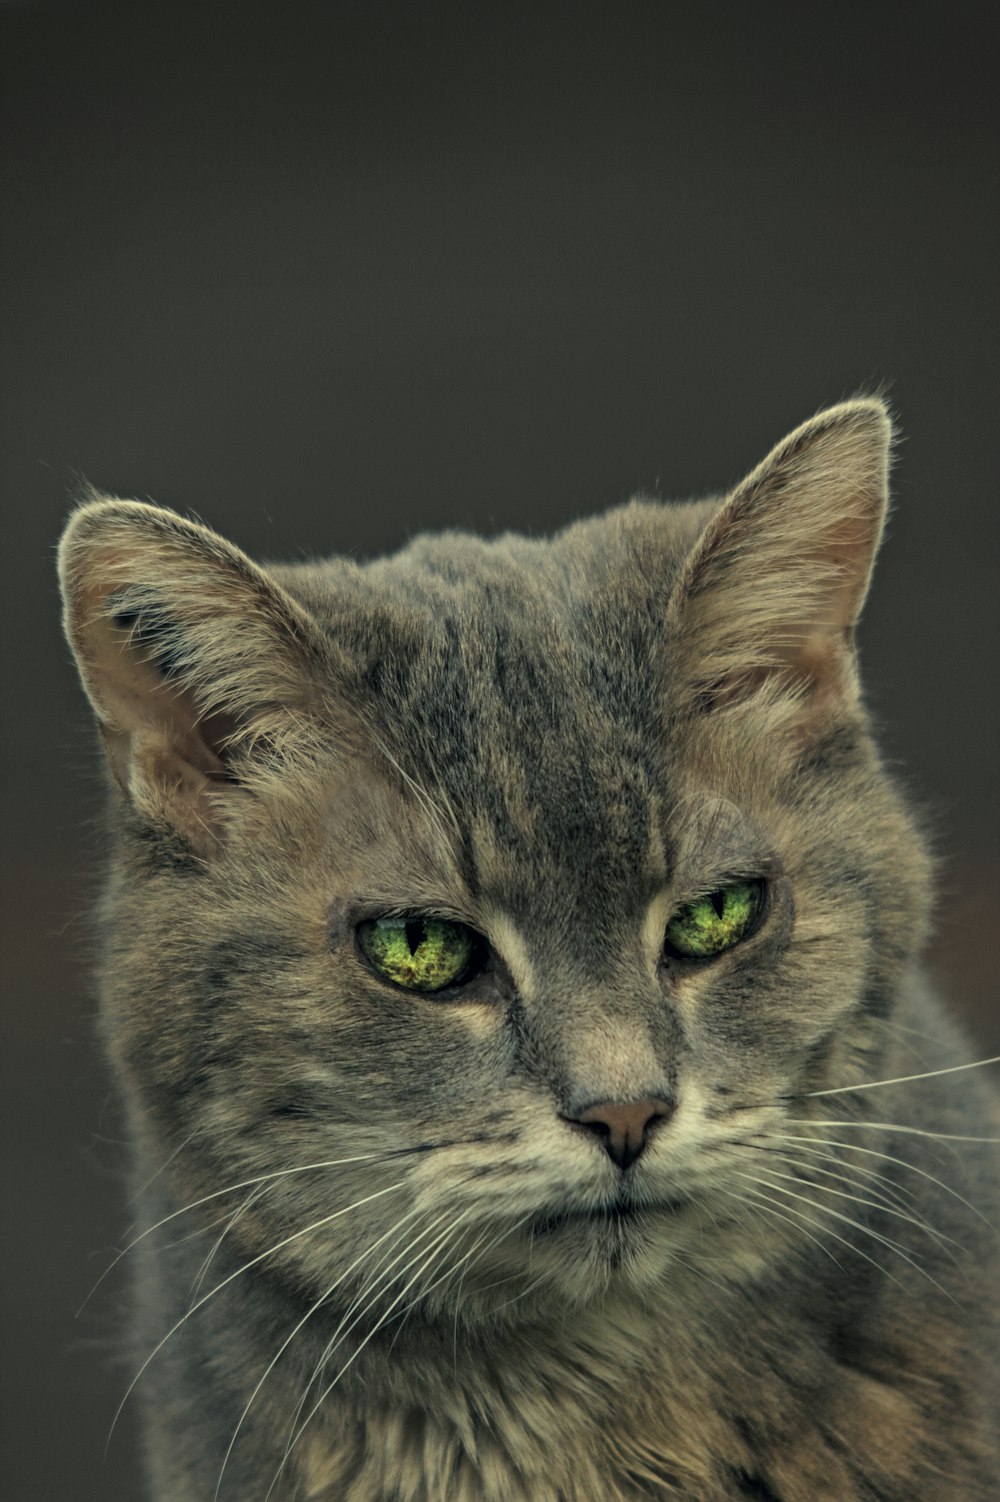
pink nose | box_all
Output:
[563,1097,675,1169]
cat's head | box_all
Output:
[59,399,930,1316]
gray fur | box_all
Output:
[59,401,998,1500]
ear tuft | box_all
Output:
[58,497,331,851]
[667,399,893,729]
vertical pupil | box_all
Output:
[404,920,425,955]
[710,891,726,919]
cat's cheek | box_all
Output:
[658,887,861,1092]
[395,997,510,1068]
[335,978,512,1103]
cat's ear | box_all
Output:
[666,398,892,731]
[58,497,333,853]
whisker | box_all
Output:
[387,1213,501,1350]
[214,1201,425,1502]
[730,1178,905,1287]
[189,1183,268,1307]
[710,1189,773,1265]
[106,1179,408,1449]
[451,1226,494,1373]
[718,1185,845,1271]
[322,1210,451,1354]
[749,1138,919,1210]
[277,1208,454,1461]
[670,1247,733,1298]
[267,1213,470,1501]
[773,1132,993,1229]
[786,1118,1000,1145]
[752,1141,937,1223]
[733,1167,914,1259]
[366,727,462,853]
[806,1056,1000,1098]
[481,1263,556,1317]
[126,1126,208,1206]
[730,1169,955,1301]
[871,1017,947,1063]
[426,1215,535,1325]
[79,1151,400,1316]
[738,1155,960,1256]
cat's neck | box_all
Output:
[132,1178,842,1501]
[291,1262,894,1502]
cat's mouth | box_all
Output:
[529,1195,689,1239]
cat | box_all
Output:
[59,399,999,1501]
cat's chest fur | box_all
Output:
[292,1300,955,1502]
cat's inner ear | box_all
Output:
[667,398,892,727]
[58,498,331,853]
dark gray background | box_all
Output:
[2,1,997,1497]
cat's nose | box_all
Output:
[562,1097,675,1170]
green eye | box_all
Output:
[664,880,764,960]
[357,916,481,993]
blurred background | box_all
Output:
[2,1,997,1496]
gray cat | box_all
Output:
[60,400,999,1500]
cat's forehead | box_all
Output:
[371,592,665,921]
[340,497,711,713]
[291,503,764,932]
[377,496,712,620]
[359,514,680,837]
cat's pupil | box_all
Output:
[404,920,425,955]
[710,890,725,919]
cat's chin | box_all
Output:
[509,1198,699,1299]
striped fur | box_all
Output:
[60,401,998,1500]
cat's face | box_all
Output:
[61,400,930,1320]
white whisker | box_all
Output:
[451,1226,492,1374]
[189,1183,268,1307]
[739,1155,960,1256]
[277,1208,453,1461]
[786,1118,1000,1145]
[267,1213,470,1501]
[126,1127,208,1205]
[754,1142,938,1225]
[482,1265,556,1317]
[387,1213,497,1349]
[718,1185,845,1271]
[754,1139,918,1212]
[806,1056,1000,1097]
[773,1132,994,1228]
[732,1179,904,1286]
[730,1168,955,1301]
[79,1151,398,1315]
[107,1179,407,1449]
[213,1201,425,1501]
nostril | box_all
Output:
[562,1096,675,1170]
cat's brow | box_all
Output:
[481,910,535,993]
